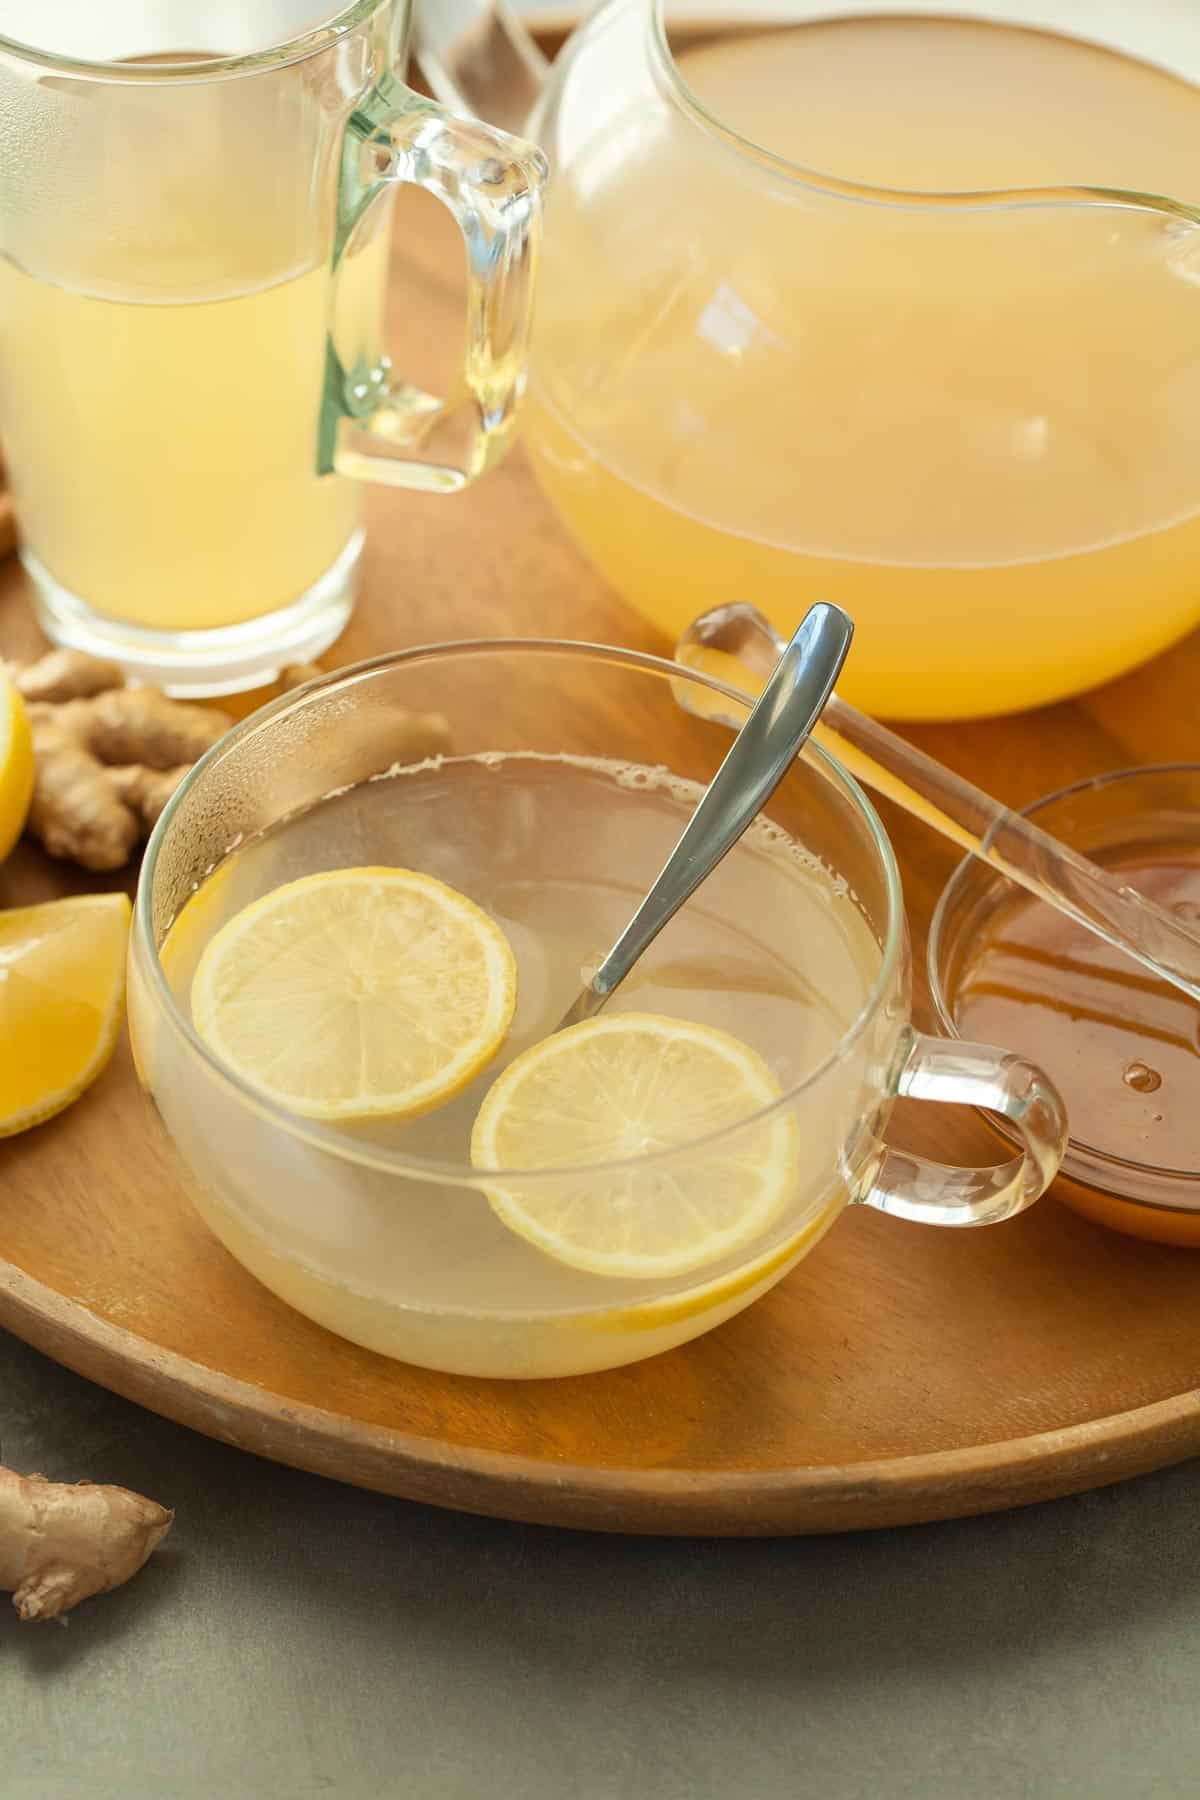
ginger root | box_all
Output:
[278,661,324,692]
[7,648,453,871]
[14,649,127,704]
[47,686,231,769]
[7,650,234,872]
[0,1463,173,1621]
[25,719,144,872]
[107,762,194,828]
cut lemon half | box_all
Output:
[0,669,34,864]
[191,868,517,1122]
[471,1012,799,1279]
[0,893,131,1136]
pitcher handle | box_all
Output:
[321,82,546,494]
[413,0,550,135]
[860,1032,1067,1226]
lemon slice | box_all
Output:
[471,1012,798,1279]
[0,669,34,863]
[191,868,517,1121]
[0,893,131,1136]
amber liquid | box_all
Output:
[955,854,1200,1172]
[527,14,1200,720]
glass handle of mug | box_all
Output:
[322,84,547,494]
[859,1033,1067,1226]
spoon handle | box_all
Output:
[558,603,854,1030]
[680,604,1200,1006]
[818,696,1200,1003]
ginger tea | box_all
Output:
[0,232,389,635]
[150,754,882,1377]
[527,16,1200,719]
[0,41,394,659]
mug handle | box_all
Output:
[860,1032,1067,1226]
[320,80,547,493]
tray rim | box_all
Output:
[5,1255,1199,1534]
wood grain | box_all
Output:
[2,101,1200,1534]
[0,480,14,561]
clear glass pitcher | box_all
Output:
[0,2,545,693]
[419,1,1200,721]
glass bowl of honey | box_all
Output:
[928,765,1200,1245]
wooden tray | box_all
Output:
[2,186,1200,1536]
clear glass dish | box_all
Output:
[928,765,1200,1244]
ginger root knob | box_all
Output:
[8,649,453,871]
[27,716,142,872]
[10,650,234,872]
[0,1464,173,1622]
[52,686,229,770]
[13,648,127,704]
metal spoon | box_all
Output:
[676,602,1200,1006]
[557,602,854,1030]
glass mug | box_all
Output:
[128,642,1067,1379]
[0,2,545,693]
[419,0,1200,721]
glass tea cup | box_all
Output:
[0,2,544,694]
[128,643,1067,1379]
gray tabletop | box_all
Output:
[4,1333,1199,1800]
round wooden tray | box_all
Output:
[2,201,1199,1535]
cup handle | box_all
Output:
[860,1032,1067,1226]
[320,81,547,494]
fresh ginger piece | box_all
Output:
[11,647,450,870]
[13,653,233,869]
[27,716,141,872]
[12,649,127,704]
[278,661,324,691]
[107,762,193,829]
[0,1465,173,1621]
[52,686,231,769]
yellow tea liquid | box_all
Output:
[528,16,1200,719]
[0,230,388,632]
[150,753,882,1376]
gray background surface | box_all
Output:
[4,1331,1199,1800]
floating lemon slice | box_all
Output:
[0,669,34,863]
[471,1012,798,1279]
[0,893,131,1136]
[191,868,517,1122]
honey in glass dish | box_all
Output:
[953,849,1200,1244]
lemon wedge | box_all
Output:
[0,893,131,1136]
[191,868,517,1121]
[471,1012,798,1279]
[0,669,34,863]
